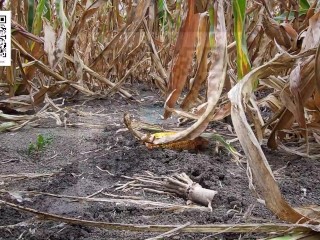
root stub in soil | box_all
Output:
[118,172,218,210]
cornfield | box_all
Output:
[0,0,320,239]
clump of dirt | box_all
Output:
[0,86,319,239]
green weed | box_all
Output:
[28,134,53,154]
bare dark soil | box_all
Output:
[1,85,319,239]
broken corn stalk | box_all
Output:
[145,136,208,150]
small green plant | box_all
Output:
[28,134,53,154]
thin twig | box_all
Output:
[96,166,115,176]
[86,188,104,198]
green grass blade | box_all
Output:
[44,0,51,20]
[55,0,70,28]
[300,0,310,10]
[27,0,35,32]
[274,0,309,21]
[210,134,239,157]
[32,0,46,36]
[208,5,215,48]
[37,134,45,149]
[158,0,165,12]
[233,0,251,80]
[201,133,241,160]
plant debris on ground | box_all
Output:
[0,0,320,239]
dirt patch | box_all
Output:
[1,87,319,239]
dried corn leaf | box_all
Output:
[289,63,308,143]
[316,43,320,93]
[143,19,168,81]
[90,0,151,69]
[263,15,292,50]
[302,12,320,51]
[233,0,251,79]
[228,52,319,224]
[149,0,227,145]
[67,0,105,54]
[0,111,34,121]
[73,51,84,86]
[0,122,17,132]
[268,58,316,149]
[52,0,69,70]
[181,13,210,111]
[163,0,200,119]
[247,7,264,53]
[43,18,56,69]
